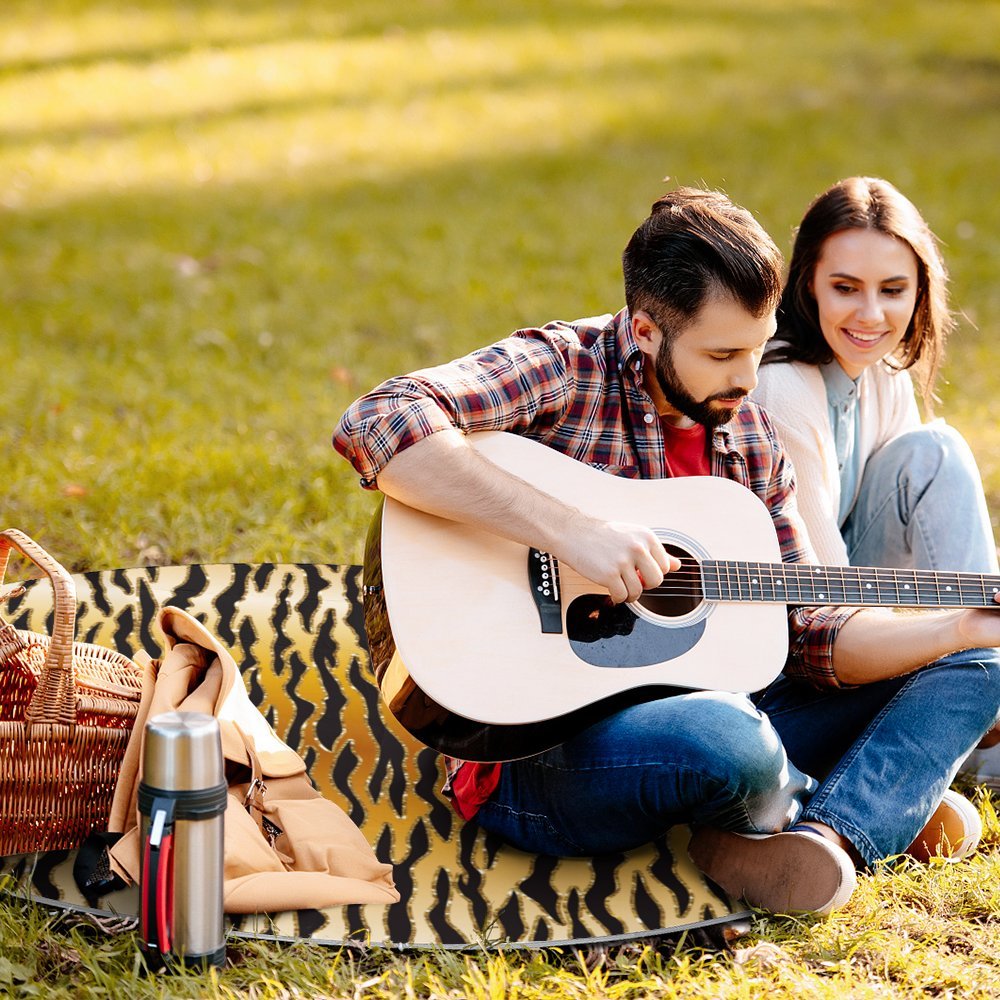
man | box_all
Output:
[333,188,1000,915]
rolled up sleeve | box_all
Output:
[332,333,573,488]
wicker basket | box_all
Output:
[0,528,144,856]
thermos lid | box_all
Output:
[142,711,225,791]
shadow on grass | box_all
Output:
[1,0,822,78]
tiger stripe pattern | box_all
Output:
[1,563,740,948]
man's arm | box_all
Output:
[377,428,678,604]
[831,603,1000,685]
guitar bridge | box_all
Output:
[528,549,563,633]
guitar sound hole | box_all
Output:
[636,543,703,618]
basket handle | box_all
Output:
[0,528,78,728]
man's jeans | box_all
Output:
[476,690,815,858]
[478,649,1000,868]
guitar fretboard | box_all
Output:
[701,561,1000,609]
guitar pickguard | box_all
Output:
[565,594,706,667]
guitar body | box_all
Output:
[366,431,789,760]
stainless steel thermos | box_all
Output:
[139,711,227,970]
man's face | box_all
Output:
[636,291,776,429]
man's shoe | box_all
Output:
[688,827,857,915]
[906,789,982,862]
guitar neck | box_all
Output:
[702,561,1000,609]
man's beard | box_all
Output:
[654,339,748,429]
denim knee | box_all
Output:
[875,423,978,496]
[679,692,791,796]
[918,647,1000,746]
[673,692,812,832]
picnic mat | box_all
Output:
[0,563,745,949]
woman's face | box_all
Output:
[811,228,919,379]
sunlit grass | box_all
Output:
[3,0,999,567]
[2,5,1000,989]
[4,799,1000,998]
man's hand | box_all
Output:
[554,515,681,604]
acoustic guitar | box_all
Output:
[362,431,1000,762]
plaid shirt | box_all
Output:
[334,310,859,809]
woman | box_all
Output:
[753,176,1000,846]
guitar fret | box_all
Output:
[895,568,920,606]
[789,565,808,604]
[756,562,775,603]
[735,561,746,602]
[701,561,717,601]
[838,567,858,605]
[936,571,963,607]
[854,566,877,605]
[767,564,785,603]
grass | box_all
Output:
[3,790,1000,997]
[3,0,1000,995]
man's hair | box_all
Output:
[622,187,784,341]
[765,176,952,406]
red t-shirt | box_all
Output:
[448,421,710,818]
[659,419,710,477]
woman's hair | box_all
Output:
[764,176,953,406]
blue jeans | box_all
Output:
[478,650,1000,868]
[477,691,816,857]
[841,423,1000,783]
[755,647,1000,865]
[842,423,999,574]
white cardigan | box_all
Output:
[752,359,921,566]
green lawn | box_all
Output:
[3,1,1000,995]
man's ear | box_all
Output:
[631,310,662,357]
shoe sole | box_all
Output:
[688,828,857,915]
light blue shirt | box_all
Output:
[820,361,864,527]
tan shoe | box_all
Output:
[906,789,982,862]
[688,827,857,915]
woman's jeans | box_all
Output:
[842,422,1000,782]
[842,422,999,574]
[478,427,1000,867]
